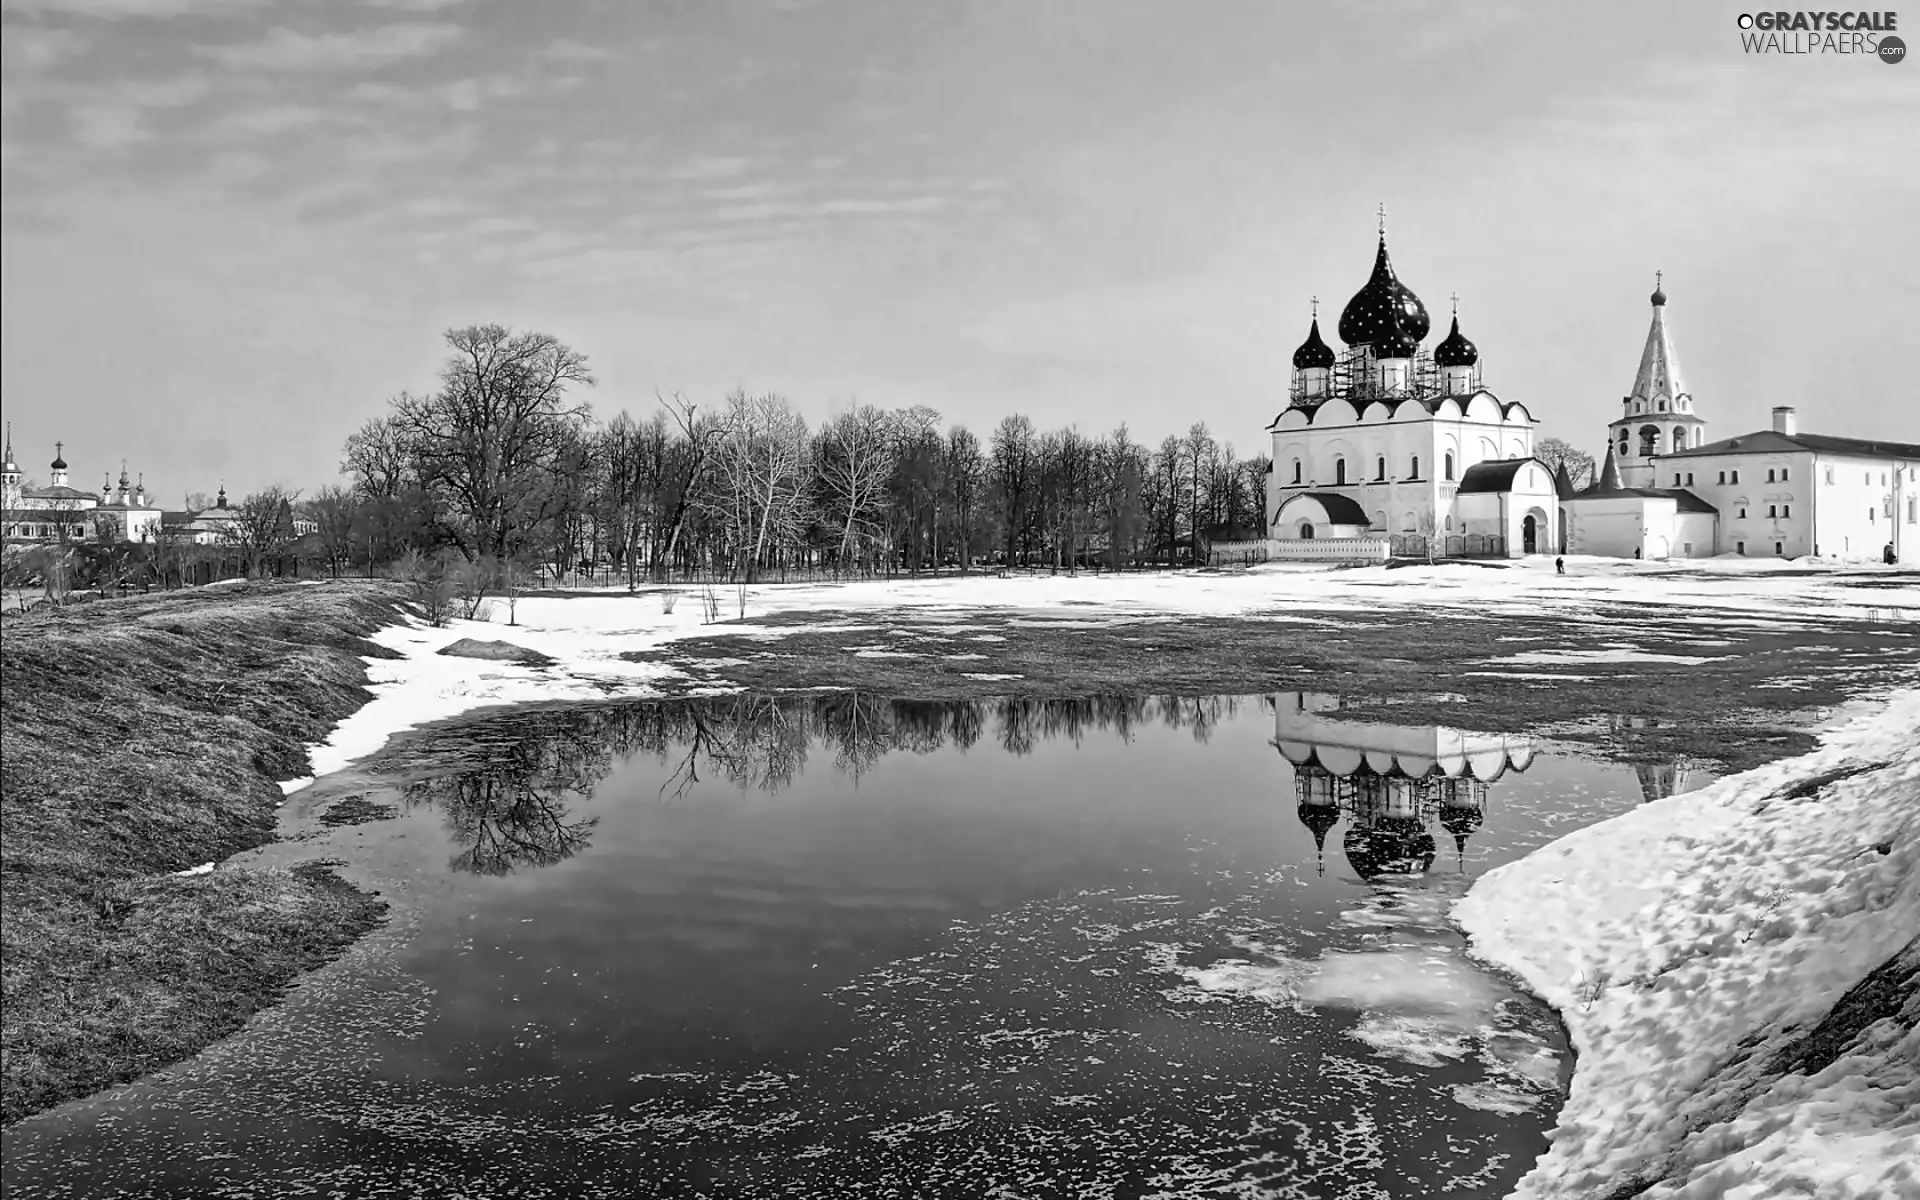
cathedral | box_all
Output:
[1266,213,1559,560]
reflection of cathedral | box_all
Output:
[1273,692,1535,879]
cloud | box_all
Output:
[1,27,88,72]
[3,0,266,16]
[666,155,754,181]
[817,197,946,215]
[199,23,466,72]
[542,37,610,62]
[57,73,215,150]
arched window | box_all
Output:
[1299,522,1315,540]
[1376,456,1386,480]
[1291,459,1302,484]
[1671,428,1685,453]
[1445,515,1453,532]
[1411,455,1421,478]
[1335,458,1347,486]
[1444,452,1455,481]
[1638,426,1659,457]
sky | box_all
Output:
[3,0,1917,501]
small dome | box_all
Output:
[1433,315,1478,367]
[1291,318,1335,370]
[51,450,67,470]
[1338,234,1430,350]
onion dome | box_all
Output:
[1343,819,1437,880]
[1291,317,1335,370]
[1433,315,1478,367]
[51,441,67,471]
[1651,269,1666,307]
[1338,233,1430,350]
[1297,802,1340,851]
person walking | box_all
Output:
[1555,556,1565,575]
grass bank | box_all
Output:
[0,581,409,1127]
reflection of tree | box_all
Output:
[390,693,1261,872]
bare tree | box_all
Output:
[656,390,728,580]
[306,485,360,578]
[226,486,301,577]
[818,404,896,570]
[1536,436,1595,491]
[713,391,812,581]
[390,325,596,560]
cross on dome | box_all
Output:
[1377,202,1386,237]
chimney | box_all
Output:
[1772,406,1797,436]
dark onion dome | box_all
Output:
[1297,801,1340,852]
[1291,318,1335,370]
[50,448,67,470]
[1433,315,1478,367]
[1343,819,1437,880]
[1338,235,1430,350]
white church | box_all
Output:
[1265,216,1560,560]
[1261,217,1918,564]
[1562,277,1919,563]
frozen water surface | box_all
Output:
[2,692,1710,1199]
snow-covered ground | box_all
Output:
[279,557,1916,793]
[1455,688,1920,1199]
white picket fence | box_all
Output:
[1207,538,1393,565]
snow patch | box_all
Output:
[1454,687,1920,1198]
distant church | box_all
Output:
[1266,211,1560,559]
[1564,277,1919,563]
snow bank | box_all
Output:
[1454,688,1920,1199]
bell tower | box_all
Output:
[1608,274,1708,489]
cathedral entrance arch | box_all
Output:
[1522,505,1550,555]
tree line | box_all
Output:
[319,324,1275,586]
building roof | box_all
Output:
[1282,491,1371,525]
[1592,446,1623,491]
[19,485,99,502]
[1552,460,1577,500]
[1663,428,1920,461]
[1456,457,1542,494]
[1567,484,1718,514]
[1629,280,1688,406]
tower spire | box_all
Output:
[1377,201,1387,239]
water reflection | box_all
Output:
[1275,692,1534,879]
[1605,715,1708,802]
[392,695,1263,872]
[6,690,1648,1200]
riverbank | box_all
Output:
[1454,687,1920,1198]
[0,582,409,1126]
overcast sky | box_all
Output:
[2,0,1915,500]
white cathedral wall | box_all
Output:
[1267,401,1537,540]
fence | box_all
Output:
[1387,534,1509,560]
[1266,537,1393,564]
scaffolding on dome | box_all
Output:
[1293,763,1490,817]
[1288,345,1484,408]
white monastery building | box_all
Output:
[1266,214,1559,561]
[1564,278,1919,563]
[2,428,172,547]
